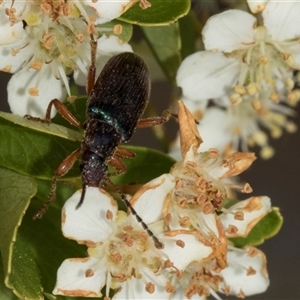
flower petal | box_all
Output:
[196,107,233,152]
[162,233,213,270]
[0,18,23,46]
[62,187,118,243]
[131,174,175,225]
[263,1,300,40]
[0,2,26,45]
[7,65,67,117]
[0,34,34,73]
[114,276,170,300]
[177,51,240,101]
[82,0,131,24]
[202,10,256,52]
[219,247,269,297]
[53,257,105,297]
[74,35,132,86]
[220,196,271,238]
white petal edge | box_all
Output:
[263,1,300,41]
[62,187,118,243]
[7,65,66,117]
[202,10,256,52]
[220,196,271,238]
[176,51,240,101]
[219,247,269,296]
[53,257,105,297]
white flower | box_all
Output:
[178,4,300,105]
[139,102,270,298]
[53,187,167,298]
[175,5,300,159]
[0,0,132,28]
[130,170,271,299]
[0,0,134,117]
[53,187,211,299]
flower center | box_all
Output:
[232,26,297,105]
[45,25,79,68]
[181,261,224,299]
[88,214,164,286]
[172,158,227,213]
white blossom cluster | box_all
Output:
[172,0,300,159]
[0,0,134,117]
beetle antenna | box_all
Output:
[76,183,87,209]
[106,178,164,249]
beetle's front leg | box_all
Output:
[24,99,83,129]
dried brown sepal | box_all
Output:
[178,101,203,159]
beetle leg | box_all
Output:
[24,99,83,129]
[137,110,199,127]
[108,155,127,177]
[136,110,173,128]
[33,148,81,220]
[86,34,97,95]
[115,147,136,158]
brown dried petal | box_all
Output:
[222,152,256,178]
[178,101,203,159]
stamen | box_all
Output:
[56,62,71,95]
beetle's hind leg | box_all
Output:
[107,147,136,177]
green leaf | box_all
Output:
[0,112,82,141]
[119,0,190,26]
[142,23,182,82]
[97,20,133,42]
[0,253,18,300]
[6,235,43,300]
[112,146,175,185]
[230,207,283,248]
[0,167,39,299]
[0,112,81,179]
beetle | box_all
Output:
[25,37,170,248]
